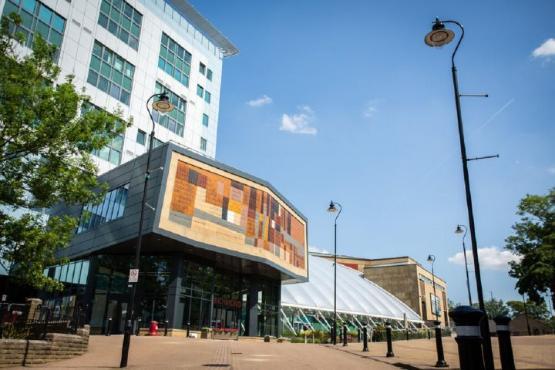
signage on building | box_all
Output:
[128,269,139,283]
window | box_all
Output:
[77,184,129,233]
[199,62,206,75]
[204,91,211,104]
[202,113,209,127]
[2,0,66,55]
[200,137,207,152]
[87,40,135,105]
[149,135,163,148]
[158,32,192,87]
[152,82,186,136]
[136,129,146,145]
[196,84,204,98]
[206,68,213,81]
[82,103,125,165]
[98,0,142,50]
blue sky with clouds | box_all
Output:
[189,0,555,306]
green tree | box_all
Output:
[0,14,128,290]
[506,300,550,321]
[505,188,555,309]
[481,298,510,319]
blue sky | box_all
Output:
[189,0,555,306]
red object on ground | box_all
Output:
[148,320,159,336]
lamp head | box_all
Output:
[455,225,465,234]
[327,201,337,213]
[424,18,455,47]
[152,92,174,113]
[427,254,435,263]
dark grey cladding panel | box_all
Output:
[56,145,169,259]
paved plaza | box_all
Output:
[13,335,555,369]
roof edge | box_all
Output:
[168,0,239,57]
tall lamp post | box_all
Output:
[120,93,174,368]
[455,225,473,305]
[424,18,495,370]
[427,255,448,368]
[327,201,342,345]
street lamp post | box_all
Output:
[424,18,495,370]
[120,93,174,368]
[427,255,448,368]
[327,201,342,345]
[455,225,473,306]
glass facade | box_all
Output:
[87,40,135,105]
[76,183,129,234]
[98,0,142,50]
[2,0,65,53]
[81,254,280,336]
[202,113,209,127]
[158,32,192,88]
[152,82,186,136]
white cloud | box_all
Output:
[448,246,522,271]
[247,95,273,107]
[309,245,331,254]
[280,105,317,135]
[363,99,382,119]
[532,38,555,58]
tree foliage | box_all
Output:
[480,298,511,319]
[506,300,550,321]
[0,14,128,290]
[505,187,555,309]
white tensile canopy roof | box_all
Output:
[281,254,422,322]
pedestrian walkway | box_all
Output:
[24,335,397,369]
[11,334,555,369]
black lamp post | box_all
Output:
[427,255,448,368]
[327,200,342,345]
[120,92,174,368]
[424,18,495,370]
[455,225,473,306]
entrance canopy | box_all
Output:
[281,255,422,329]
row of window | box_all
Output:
[135,128,208,152]
[76,183,129,234]
[98,0,142,50]
[196,84,211,103]
[82,102,125,165]
[3,0,65,55]
[44,260,90,286]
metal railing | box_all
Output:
[0,302,86,340]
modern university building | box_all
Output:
[50,143,308,336]
[1,0,238,174]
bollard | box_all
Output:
[342,325,348,346]
[164,320,169,336]
[433,320,448,368]
[385,322,394,357]
[186,321,191,338]
[494,316,515,370]
[136,318,142,336]
[449,305,485,370]
[105,317,112,336]
[338,326,342,344]
[362,326,369,352]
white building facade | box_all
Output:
[1,0,238,173]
